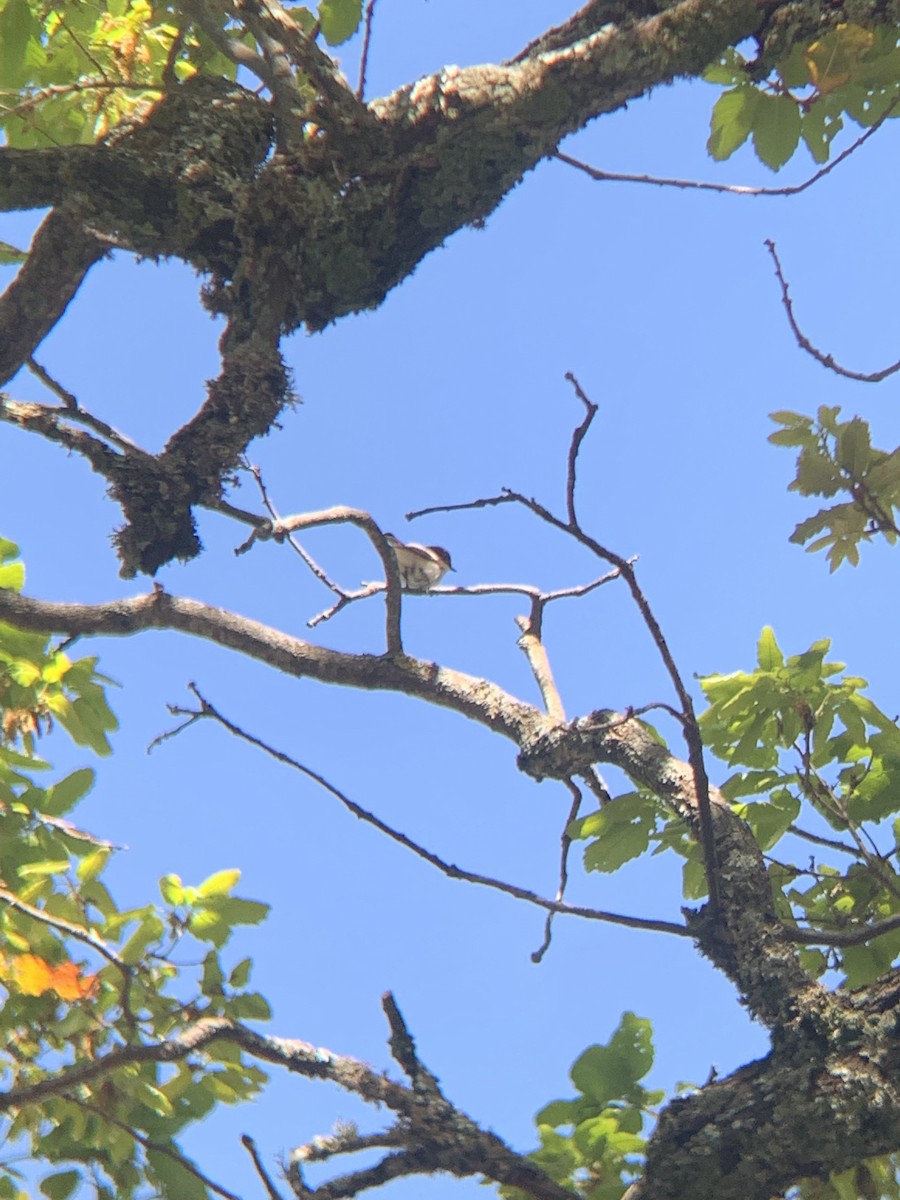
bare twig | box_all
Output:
[181,0,278,91]
[579,768,613,806]
[242,462,346,596]
[309,569,624,628]
[236,505,403,654]
[788,824,858,856]
[243,1134,287,1200]
[515,598,566,721]
[26,355,77,409]
[357,0,378,101]
[408,377,721,911]
[23,360,145,453]
[564,371,598,527]
[555,104,898,198]
[163,685,689,939]
[766,239,900,383]
[532,778,582,963]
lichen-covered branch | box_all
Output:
[0,211,107,388]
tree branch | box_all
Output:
[766,239,900,383]
[0,210,107,387]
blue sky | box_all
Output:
[2,2,899,1197]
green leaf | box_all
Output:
[580,792,656,873]
[0,560,25,590]
[159,874,184,905]
[17,858,71,878]
[0,0,37,89]
[317,0,361,45]
[756,626,783,670]
[227,991,271,1020]
[708,86,759,159]
[0,240,26,265]
[197,868,241,898]
[39,1171,80,1200]
[570,1013,653,1107]
[835,418,871,477]
[703,49,747,86]
[751,92,801,170]
[736,789,801,850]
[76,847,111,883]
[229,957,252,988]
[43,768,95,816]
[535,1099,583,1128]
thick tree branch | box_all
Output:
[0,211,107,388]
[0,586,549,747]
[0,583,848,1028]
[0,1013,576,1200]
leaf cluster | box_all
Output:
[501,1013,661,1200]
[705,24,900,170]
[770,407,900,570]
[700,626,900,987]
[0,542,272,1200]
[567,623,900,988]
[0,0,363,148]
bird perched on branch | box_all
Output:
[384,533,455,591]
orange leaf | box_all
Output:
[7,953,98,999]
[50,960,99,1001]
[11,953,55,996]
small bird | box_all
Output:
[384,533,455,591]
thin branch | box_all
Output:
[518,484,722,912]
[180,0,278,92]
[242,462,345,597]
[555,103,897,198]
[785,910,900,949]
[233,0,309,151]
[80,1102,242,1200]
[564,371,598,527]
[22,362,145,453]
[237,506,403,654]
[788,823,858,856]
[409,376,721,914]
[766,239,900,383]
[406,495,517,521]
[515,598,566,720]
[249,0,371,130]
[357,0,378,101]
[160,686,689,939]
[382,992,442,1093]
[532,778,582,963]
[0,885,127,970]
[26,355,77,409]
[242,1134,287,1200]
[308,569,624,629]
[161,22,188,89]
[289,1126,402,1167]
